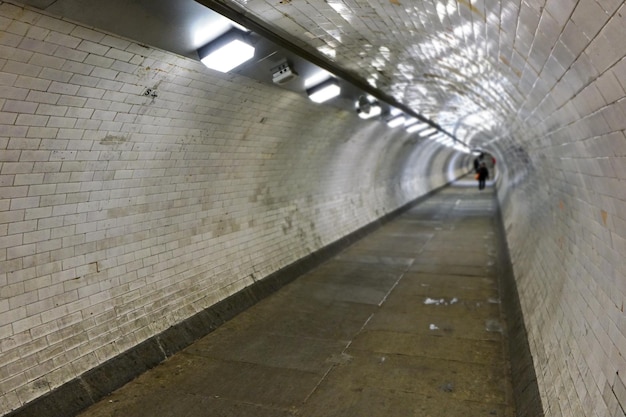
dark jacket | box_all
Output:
[477,165,489,180]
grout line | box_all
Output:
[378,271,406,307]
[302,311,376,403]
[302,364,335,403]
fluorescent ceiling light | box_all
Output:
[404,117,418,126]
[419,127,438,136]
[307,79,341,103]
[387,115,405,128]
[355,96,382,119]
[406,123,426,133]
[358,104,382,119]
[198,29,255,73]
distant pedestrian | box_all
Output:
[477,162,489,190]
[473,152,484,172]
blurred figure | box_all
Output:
[473,152,484,172]
[477,162,489,190]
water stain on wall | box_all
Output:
[100,135,128,145]
[458,0,485,21]
[499,55,522,78]
[282,216,293,234]
[251,185,275,206]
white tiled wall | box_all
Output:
[0,3,464,413]
[6,0,626,414]
[492,1,626,415]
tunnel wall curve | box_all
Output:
[490,79,626,416]
[0,4,469,414]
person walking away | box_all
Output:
[477,162,489,190]
[473,152,484,172]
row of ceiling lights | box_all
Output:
[196,21,471,152]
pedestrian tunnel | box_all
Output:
[1,1,626,417]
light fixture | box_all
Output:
[271,60,298,85]
[307,78,341,103]
[404,117,418,127]
[358,105,382,119]
[387,115,406,128]
[406,123,426,133]
[355,96,382,119]
[419,127,438,137]
[198,28,255,73]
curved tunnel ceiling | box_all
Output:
[197,0,533,151]
[18,0,559,152]
[21,0,619,156]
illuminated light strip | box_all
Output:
[387,115,406,128]
[307,78,341,103]
[407,123,427,133]
[358,104,382,119]
[198,29,255,73]
[419,127,438,137]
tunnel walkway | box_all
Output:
[77,181,516,417]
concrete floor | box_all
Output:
[77,182,515,417]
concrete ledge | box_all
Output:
[493,202,545,417]
[5,182,454,417]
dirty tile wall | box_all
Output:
[0,3,466,414]
[494,3,626,417]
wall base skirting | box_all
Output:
[493,200,545,417]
